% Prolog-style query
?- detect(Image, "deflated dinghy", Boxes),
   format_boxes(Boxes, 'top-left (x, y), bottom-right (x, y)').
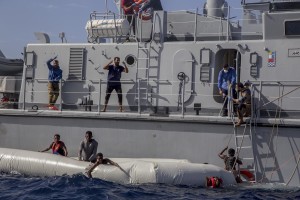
top-left (0, 148), bottom-right (236, 186)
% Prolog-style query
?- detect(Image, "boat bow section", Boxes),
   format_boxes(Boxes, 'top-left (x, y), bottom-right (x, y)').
top-left (0, 148), bottom-right (236, 186)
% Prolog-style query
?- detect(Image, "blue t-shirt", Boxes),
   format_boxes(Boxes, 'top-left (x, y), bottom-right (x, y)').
top-left (107, 65), bottom-right (125, 86)
top-left (218, 67), bottom-right (236, 90)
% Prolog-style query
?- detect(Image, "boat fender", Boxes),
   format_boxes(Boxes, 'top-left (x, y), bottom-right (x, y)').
top-left (240, 169), bottom-right (255, 182)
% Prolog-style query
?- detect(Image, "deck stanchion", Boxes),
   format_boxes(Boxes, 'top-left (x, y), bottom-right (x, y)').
top-left (23, 80), bottom-right (26, 110)
top-left (98, 79), bottom-right (102, 114)
top-left (59, 80), bottom-right (62, 111)
top-left (138, 79), bottom-right (141, 114)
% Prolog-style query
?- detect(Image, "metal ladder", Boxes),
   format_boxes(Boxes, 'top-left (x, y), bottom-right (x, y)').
top-left (135, 13), bottom-right (161, 112)
top-left (233, 92), bottom-right (257, 182)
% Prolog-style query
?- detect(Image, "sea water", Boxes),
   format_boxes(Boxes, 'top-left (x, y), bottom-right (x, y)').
top-left (0, 174), bottom-right (299, 200)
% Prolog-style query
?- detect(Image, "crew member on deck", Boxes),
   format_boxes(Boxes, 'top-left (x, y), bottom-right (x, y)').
top-left (102, 57), bottom-right (129, 112)
top-left (140, 0), bottom-right (163, 12)
top-left (218, 64), bottom-right (236, 117)
top-left (218, 146), bottom-right (242, 183)
top-left (122, 0), bottom-right (136, 41)
top-left (86, 153), bottom-right (121, 178)
top-left (46, 56), bottom-right (63, 110)
top-left (40, 134), bottom-right (68, 156)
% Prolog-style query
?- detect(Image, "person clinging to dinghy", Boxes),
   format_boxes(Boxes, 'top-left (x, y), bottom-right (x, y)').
top-left (218, 146), bottom-right (242, 183)
top-left (39, 134), bottom-right (68, 156)
top-left (46, 56), bottom-right (63, 110)
top-left (86, 153), bottom-right (122, 178)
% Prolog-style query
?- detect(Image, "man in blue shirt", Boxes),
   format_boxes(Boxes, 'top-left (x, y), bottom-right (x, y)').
top-left (218, 64), bottom-right (236, 117)
top-left (46, 57), bottom-right (62, 109)
top-left (102, 57), bottom-right (129, 112)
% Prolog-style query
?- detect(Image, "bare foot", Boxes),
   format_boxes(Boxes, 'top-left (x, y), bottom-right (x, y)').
top-left (119, 106), bottom-right (123, 112)
top-left (101, 109), bottom-right (106, 112)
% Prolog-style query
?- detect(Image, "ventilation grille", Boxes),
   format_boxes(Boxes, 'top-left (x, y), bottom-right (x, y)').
top-left (200, 65), bottom-right (210, 82)
top-left (68, 48), bottom-right (84, 80)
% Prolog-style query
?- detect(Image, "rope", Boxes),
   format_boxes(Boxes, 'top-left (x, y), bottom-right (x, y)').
top-left (256, 85), bottom-right (300, 111)
top-left (286, 153), bottom-right (300, 186)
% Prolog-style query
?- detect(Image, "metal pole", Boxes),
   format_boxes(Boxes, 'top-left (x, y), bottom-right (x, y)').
top-left (98, 79), bottom-right (102, 113)
top-left (227, 6), bottom-right (230, 41)
top-left (181, 79), bottom-right (185, 117)
top-left (258, 81), bottom-right (262, 119)
top-left (194, 8), bottom-right (198, 42)
top-left (138, 79), bottom-right (141, 114)
top-left (23, 80), bottom-right (26, 110)
top-left (59, 80), bottom-right (62, 111)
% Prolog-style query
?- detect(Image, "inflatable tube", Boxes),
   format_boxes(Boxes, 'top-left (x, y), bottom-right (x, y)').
top-left (0, 148), bottom-right (236, 186)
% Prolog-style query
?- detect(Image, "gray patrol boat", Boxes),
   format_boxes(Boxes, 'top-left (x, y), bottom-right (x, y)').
top-left (1, 0), bottom-right (300, 186)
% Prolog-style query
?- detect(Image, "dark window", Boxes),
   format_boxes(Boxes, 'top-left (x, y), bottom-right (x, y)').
top-left (285, 21), bottom-right (300, 36)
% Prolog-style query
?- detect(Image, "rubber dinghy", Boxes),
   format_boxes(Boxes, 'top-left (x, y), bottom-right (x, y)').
top-left (0, 148), bottom-right (236, 186)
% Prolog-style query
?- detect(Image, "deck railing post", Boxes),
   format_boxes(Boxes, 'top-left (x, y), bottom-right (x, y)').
top-left (23, 80), bottom-right (26, 110)
top-left (194, 8), bottom-right (198, 42)
top-left (138, 79), bottom-right (141, 114)
top-left (181, 79), bottom-right (185, 117)
top-left (227, 6), bottom-right (231, 41)
top-left (98, 79), bottom-right (102, 114)
top-left (59, 80), bottom-right (62, 111)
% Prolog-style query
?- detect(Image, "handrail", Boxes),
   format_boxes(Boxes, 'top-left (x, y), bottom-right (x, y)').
top-left (3, 78), bottom-right (300, 119)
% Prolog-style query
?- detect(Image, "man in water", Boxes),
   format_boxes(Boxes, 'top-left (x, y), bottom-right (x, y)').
top-left (218, 146), bottom-right (242, 183)
top-left (102, 57), bottom-right (129, 112)
top-left (40, 134), bottom-right (68, 156)
top-left (218, 64), bottom-right (236, 117)
top-left (46, 56), bottom-right (63, 110)
top-left (86, 152), bottom-right (121, 178)
top-left (78, 131), bottom-right (98, 163)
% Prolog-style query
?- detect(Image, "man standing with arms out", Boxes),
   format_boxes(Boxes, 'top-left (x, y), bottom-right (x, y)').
top-left (46, 56), bottom-right (62, 110)
top-left (218, 64), bottom-right (236, 117)
top-left (78, 131), bottom-right (98, 163)
top-left (102, 57), bottom-right (129, 112)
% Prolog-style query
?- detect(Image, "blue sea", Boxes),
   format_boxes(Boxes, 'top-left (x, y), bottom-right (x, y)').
top-left (0, 173), bottom-right (299, 200)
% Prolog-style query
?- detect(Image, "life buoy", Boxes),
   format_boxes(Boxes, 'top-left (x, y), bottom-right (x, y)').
top-left (206, 177), bottom-right (223, 188)
top-left (133, 0), bottom-right (153, 21)
top-left (240, 169), bottom-right (255, 182)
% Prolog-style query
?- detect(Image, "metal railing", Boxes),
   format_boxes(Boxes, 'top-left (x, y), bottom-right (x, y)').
top-left (2, 78), bottom-right (300, 121)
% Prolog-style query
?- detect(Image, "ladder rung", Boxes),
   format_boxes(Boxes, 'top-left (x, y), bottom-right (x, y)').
top-left (243, 157), bottom-right (254, 160)
top-left (239, 146), bottom-right (252, 149)
top-left (236, 135), bottom-right (250, 138)
top-left (138, 48), bottom-right (148, 50)
top-left (137, 58), bottom-right (150, 60)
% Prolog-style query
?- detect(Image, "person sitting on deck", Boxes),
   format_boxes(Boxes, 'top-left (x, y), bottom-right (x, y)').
top-left (218, 146), bottom-right (242, 183)
top-left (39, 134), bottom-right (68, 156)
top-left (86, 153), bottom-right (121, 178)
top-left (230, 82), bottom-right (251, 126)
